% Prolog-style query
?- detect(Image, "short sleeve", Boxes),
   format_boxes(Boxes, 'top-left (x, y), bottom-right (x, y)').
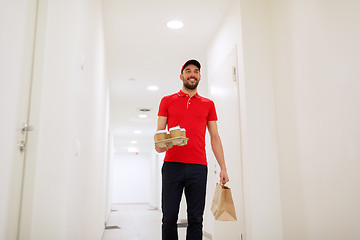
top-left (207, 101), bottom-right (218, 121)
top-left (158, 97), bottom-right (168, 117)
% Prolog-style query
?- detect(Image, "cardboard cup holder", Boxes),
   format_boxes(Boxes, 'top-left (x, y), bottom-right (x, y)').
top-left (155, 137), bottom-right (189, 149)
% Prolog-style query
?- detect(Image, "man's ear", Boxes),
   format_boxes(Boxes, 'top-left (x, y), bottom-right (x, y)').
top-left (179, 73), bottom-right (183, 81)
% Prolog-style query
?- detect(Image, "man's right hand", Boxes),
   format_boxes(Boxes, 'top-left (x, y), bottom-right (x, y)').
top-left (155, 116), bottom-right (169, 153)
top-left (155, 144), bottom-right (169, 153)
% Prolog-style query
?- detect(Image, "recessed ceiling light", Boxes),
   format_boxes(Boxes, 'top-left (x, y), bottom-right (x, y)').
top-left (128, 147), bottom-right (139, 153)
top-left (147, 85), bottom-right (159, 91)
top-left (166, 20), bottom-right (184, 29)
top-left (130, 140), bottom-right (137, 144)
top-left (139, 114), bottom-right (148, 118)
top-left (134, 130), bottom-right (141, 134)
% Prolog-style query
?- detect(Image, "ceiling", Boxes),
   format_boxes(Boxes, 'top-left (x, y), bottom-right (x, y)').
top-left (102, 0), bottom-right (233, 153)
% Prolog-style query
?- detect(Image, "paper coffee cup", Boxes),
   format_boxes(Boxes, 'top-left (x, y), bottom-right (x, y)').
top-left (155, 130), bottom-right (167, 141)
top-left (181, 128), bottom-right (186, 137)
top-left (169, 126), bottom-right (181, 138)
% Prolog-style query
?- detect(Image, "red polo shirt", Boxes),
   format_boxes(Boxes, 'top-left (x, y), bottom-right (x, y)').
top-left (158, 90), bottom-right (218, 165)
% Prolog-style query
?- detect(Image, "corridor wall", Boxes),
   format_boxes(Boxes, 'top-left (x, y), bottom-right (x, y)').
top-left (271, 1), bottom-right (360, 239)
top-left (27, 1), bottom-right (109, 239)
top-left (1, 0), bottom-right (110, 239)
top-left (207, 0), bottom-right (360, 240)
top-left (204, 0), bottom-right (246, 237)
top-left (206, 1), bottom-right (282, 240)
top-left (205, 0), bottom-right (283, 239)
top-left (237, 0), bottom-right (284, 238)
top-left (112, 153), bottom-right (151, 204)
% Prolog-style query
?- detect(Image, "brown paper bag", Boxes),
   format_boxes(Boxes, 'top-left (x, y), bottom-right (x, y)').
top-left (211, 183), bottom-right (237, 221)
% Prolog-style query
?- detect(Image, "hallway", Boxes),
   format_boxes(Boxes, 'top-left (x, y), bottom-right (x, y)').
top-left (102, 204), bottom-right (211, 240)
top-left (2, 0), bottom-right (360, 240)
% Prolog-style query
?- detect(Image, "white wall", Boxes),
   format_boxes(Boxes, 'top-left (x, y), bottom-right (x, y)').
top-left (238, 0), bottom-right (284, 239)
top-left (205, 0), bottom-right (241, 227)
top-left (206, 0), bottom-right (284, 239)
top-left (271, 1), bottom-right (360, 239)
top-left (211, 0), bottom-right (360, 240)
top-left (112, 153), bottom-right (151, 204)
top-left (15, 0), bottom-right (110, 239)
top-left (205, 0), bottom-right (245, 236)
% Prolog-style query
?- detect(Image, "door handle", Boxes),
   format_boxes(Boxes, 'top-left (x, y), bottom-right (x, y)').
top-left (21, 123), bottom-right (34, 134)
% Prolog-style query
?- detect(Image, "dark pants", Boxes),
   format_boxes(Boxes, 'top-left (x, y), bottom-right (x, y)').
top-left (161, 162), bottom-right (208, 240)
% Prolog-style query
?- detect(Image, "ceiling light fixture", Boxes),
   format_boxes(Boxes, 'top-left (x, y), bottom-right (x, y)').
top-left (128, 147), bottom-right (139, 153)
top-left (134, 130), bottom-right (141, 134)
top-left (139, 114), bottom-right (148, 118)
top-left (166, 20), bottom-right (184, 29)
top-left (147, 85), bottom-right (159, 91)
top-left (130, 140), bottom-right (137, 144)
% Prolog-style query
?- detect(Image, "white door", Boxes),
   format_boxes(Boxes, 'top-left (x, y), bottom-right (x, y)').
top-left (18, 1), bottom-right (49, 238)
top-left (2, 1), bottom-right (45, 239)
top-left (208, 46), bottom-right (245, 239)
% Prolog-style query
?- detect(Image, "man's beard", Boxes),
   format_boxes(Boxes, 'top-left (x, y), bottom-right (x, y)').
top-left (183, 77), bottom-right (199, 90)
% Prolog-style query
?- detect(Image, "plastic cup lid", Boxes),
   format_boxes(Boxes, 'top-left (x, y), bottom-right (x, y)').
top-left (156, 130), bottom-right (167, 134)
top-left (169, 126), bottom-right (181, 131)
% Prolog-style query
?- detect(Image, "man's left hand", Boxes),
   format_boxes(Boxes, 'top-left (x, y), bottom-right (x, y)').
top-left (219, 169), bottom-right (229, 184)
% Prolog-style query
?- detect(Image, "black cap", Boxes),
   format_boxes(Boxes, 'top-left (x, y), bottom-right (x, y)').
top-left (181, 59), bottom-right (201, 73)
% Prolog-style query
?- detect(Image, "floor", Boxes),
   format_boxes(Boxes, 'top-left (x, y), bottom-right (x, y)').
top-left (102, 204), bottom-right (211, 240)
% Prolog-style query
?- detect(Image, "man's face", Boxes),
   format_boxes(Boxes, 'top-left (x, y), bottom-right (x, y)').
top-left (180, 64), bottom-right (201, 90)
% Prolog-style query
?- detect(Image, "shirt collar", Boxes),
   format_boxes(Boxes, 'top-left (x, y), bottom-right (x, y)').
top-left (177, 90), bottom-right (201, 98)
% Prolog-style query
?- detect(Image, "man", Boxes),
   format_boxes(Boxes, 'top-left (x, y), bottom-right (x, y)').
top-left (155, 59), bottom-right (229, 240)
